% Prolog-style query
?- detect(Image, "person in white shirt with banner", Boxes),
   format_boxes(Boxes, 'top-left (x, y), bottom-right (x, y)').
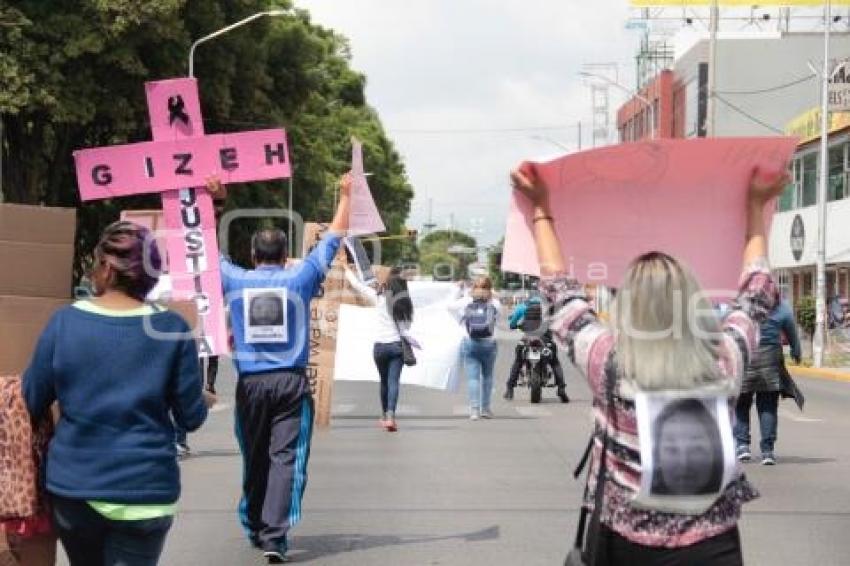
top-left (345, 266), bottom-right (416, 432)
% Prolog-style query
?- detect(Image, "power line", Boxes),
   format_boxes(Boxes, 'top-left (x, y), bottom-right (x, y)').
top-left (712, 94), bottom-right (785, 135)
top-left (389, 124), bottom-right (581, 134)
top-left (714, 74), bottom-right (815, 95)
top-left (205, 117), bottom-right (584, 137)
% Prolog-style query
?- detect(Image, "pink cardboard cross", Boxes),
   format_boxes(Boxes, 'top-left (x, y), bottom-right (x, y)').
top-left (73, 78), bottom-right (293, 357)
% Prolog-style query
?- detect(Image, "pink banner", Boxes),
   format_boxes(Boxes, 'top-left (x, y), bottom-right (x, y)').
top-left (501, 137), bottom-right (798, 291)
top-left (74, 130), bottom-right (291, 202)
top-left (145, 78), bottom-right (205, 141)
top-left (348, 136), bottom-right (386, 236)
top-left (74, 76), bottom-right (294, 358)
top-left (169, 269), bottom-right (229, 356)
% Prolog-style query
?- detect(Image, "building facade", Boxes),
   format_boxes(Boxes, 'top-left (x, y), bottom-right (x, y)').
top-left (618, 32), bottom-right (850, 142)
top-left (771, 109), bottom-right (850, 308)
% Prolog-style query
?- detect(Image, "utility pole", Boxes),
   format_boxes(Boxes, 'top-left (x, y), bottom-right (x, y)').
top-left (577, 121), bottom-right (582, 151)
top-left (707, 0), bottom-right (719, 136)
top-left (423, 197), bottom-right (436, 235)
top-left (814, 2), bottom-right (833, 368)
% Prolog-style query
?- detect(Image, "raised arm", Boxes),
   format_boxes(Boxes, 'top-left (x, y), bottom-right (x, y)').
top-left (509, 162), bottom-right (607, 382)
top-left (328, 173), bottom-right (353, 236)
top-left (344, 267), bottom-right (379, 306)
top-left (724, 166), bottom-right (788, 373)
top-left (510, 162), bottom-right (566, 276)
top-left (743, 166), bottom-right (789, 268)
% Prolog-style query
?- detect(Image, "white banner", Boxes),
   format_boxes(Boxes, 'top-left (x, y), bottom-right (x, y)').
top-left (334, 282), bottom-right (467, 391)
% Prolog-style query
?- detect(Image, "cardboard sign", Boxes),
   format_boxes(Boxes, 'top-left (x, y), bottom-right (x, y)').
top-left (74, 129), bottom-right (290, 201)
top-left (634, 391), bottom-right (736, 515)
top-left (301, 221), bottom-right (372, 427)
top-left (501, 137), bottom-right (798, 292)
top-left (0, 204), bottom-right (76, 299)
top-left (0, 204), bottom-right (76, 375)
top-left (73, 77), bottom-right (293, 357)
top-left (348, 137), bottom-right (386, 236)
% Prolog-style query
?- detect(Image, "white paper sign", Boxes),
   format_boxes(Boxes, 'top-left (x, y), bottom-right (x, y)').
top-left (334, 281), bottom-right (466, 391)
top-left (243, 288), bottom-right (288, 344)
top-left (634, 391), bottom-right (737, 514)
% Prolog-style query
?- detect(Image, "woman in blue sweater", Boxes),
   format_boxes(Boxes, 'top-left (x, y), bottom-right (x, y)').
top-left (23, 221), bottom-right (210, 566)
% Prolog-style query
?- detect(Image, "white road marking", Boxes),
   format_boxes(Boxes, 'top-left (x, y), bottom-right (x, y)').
top-left (779, 409), bottom-right (824, 423)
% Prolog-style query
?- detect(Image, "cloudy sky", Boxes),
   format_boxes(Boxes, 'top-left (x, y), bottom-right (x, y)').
top-left (296, 0), bottom-right (643, 246)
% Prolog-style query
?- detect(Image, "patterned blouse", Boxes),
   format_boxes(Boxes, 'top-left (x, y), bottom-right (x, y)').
top-left (541, 259), bottom-right (777, 548)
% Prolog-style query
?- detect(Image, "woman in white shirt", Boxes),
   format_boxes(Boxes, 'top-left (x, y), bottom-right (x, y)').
top-left (345, 267), bottom-right (414, 432)
top-left (449, 277), bottom-right (502, 420)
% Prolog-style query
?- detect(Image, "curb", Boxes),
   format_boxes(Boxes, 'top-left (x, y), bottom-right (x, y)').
top-left (789, 366), bottom-right (850, 384)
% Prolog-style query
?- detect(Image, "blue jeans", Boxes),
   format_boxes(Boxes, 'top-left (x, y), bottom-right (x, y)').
top-left (374, 341), bottom-right (404, 414)
top-left (52, 494), bottom-right (173, 566)
top-left (462, 337), bottom-right (498, 411)
top-left (734, 391), bottom-right (780, 454)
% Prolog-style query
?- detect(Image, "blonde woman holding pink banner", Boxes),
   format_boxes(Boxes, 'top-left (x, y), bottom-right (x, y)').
top-left (510, 161), bottom-right (786, 565)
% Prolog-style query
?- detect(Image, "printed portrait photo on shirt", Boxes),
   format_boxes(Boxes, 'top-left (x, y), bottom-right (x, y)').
top-left (243, 288), bottom-right (288, 343)
top-left (634, 391), bottom-right (736, 513)
top-left (649, 397), bottom-right (723, 496)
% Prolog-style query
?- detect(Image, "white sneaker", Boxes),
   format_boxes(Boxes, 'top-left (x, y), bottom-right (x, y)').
top-left (480, 409), bottom-right (494, 419)
top-left (469, 410), bottom-right (480, 421)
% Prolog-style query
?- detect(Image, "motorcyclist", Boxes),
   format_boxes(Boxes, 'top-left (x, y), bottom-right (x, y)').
top-left (504, 294), bottom-right (569, 403)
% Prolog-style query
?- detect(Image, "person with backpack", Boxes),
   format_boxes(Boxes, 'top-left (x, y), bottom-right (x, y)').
top-left (510, 160), bottom-right (785, 565)
top-left (503, 295), bottom-right (569, 403)
top-left (345, 266), bottom-right (415, 432)
top-left (450, 276), bottom-right (502, 420)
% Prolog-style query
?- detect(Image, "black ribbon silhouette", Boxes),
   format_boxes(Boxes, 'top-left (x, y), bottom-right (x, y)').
top-left (168, 95), bottom-right (190, 127)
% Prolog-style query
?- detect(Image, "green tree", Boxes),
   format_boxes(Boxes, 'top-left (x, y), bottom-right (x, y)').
top-left (418, 229), bottom-right (477, 281)
top-left (0, 1), bottom-right (413, 275)
top-left (487, 237), bottom-right (504, 289)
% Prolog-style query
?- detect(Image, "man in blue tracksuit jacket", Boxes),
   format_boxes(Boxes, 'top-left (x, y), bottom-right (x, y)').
top-left (208, 174), bottom-right (351, 564)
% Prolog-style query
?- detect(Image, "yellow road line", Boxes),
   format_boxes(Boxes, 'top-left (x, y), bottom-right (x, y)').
top-left (789, 366), bottom-right (850, 384)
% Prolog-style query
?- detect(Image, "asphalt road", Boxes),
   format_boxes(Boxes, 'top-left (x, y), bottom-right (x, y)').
top-left (59, 335), bottom-right (850, 565)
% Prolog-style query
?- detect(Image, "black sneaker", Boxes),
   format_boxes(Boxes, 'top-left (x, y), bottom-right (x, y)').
top-left (263, 539), bottom-right (288, 563)
top-left (503, 389), bottom-right (514, 401)
top-left (557, 389), bottom-right (570, 403)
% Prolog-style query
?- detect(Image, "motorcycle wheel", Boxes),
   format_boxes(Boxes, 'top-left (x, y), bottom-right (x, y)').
top-left (530, 365), bottom-right (543, 404)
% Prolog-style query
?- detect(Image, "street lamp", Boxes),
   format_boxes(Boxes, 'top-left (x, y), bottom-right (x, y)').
top-left (187, 9), bottom-right (290, 251)
top-left (579, 70), bottom-right (655, 140)
top-left (188, 9), bottom-right (287, 78)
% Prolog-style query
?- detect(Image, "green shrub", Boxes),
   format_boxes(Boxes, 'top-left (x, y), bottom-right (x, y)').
top-left (796, 296), bottom-right (817, 336)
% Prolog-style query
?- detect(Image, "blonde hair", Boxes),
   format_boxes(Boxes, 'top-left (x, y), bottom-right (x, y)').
top-left (471, 276), bottom-right (493, 301)
top-left (613, 252), bottom-right (723, 391)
